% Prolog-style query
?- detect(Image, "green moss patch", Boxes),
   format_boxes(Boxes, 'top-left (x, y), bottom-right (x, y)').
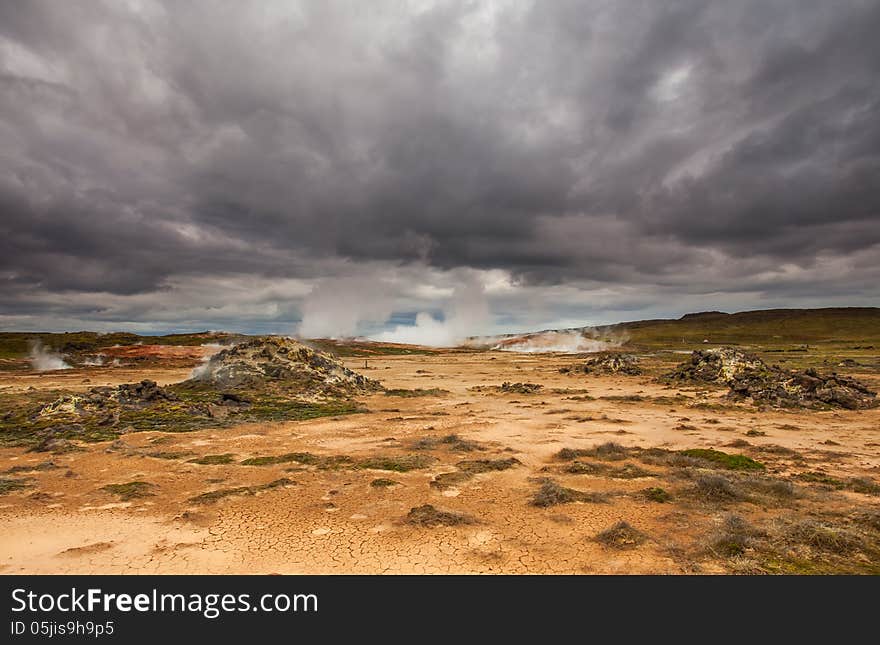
top-left (101, 481), bottom-right (156, 501)
top-left (357, 454), bottom-right (436, 472)
top-left (643, 487), bottom-right (672, 503)
top-left (0, 477), bottom-right (31, 495)
top-left (188, 478), bottom-right (295, 505)
top-left (679, 448), bottom-right (765, 471)
top-left (188, 454), bottom-right (236, 465)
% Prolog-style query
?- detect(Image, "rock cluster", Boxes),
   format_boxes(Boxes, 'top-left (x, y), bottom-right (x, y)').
top-left (499, 382), bottom-right (544, 394)
top-left (665, 347), bottom-right (765, 384)
top-left (577, 353), bottom-right (642, 375)
top-left (667, 347), bottom-right (877, 410)
top-left (728, 367), bottom-right (876, 410)
top-left (39, 380), bottom-right (177, 417)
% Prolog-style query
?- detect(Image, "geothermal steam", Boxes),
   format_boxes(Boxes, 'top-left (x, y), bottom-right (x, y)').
top-left (298, 276), bottom-right (394, 339)
top-left (297, 272), bottom-right (491, 347)
top-left (491, 330), bottom-right (618, 354)
top-left (372, 277), bottom-right (490, 346)
top-left (28, 341), bottom-right (71, 371)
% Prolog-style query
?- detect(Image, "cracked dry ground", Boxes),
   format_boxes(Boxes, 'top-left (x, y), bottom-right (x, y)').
top-left (1, 352), bottom-right (879, 574)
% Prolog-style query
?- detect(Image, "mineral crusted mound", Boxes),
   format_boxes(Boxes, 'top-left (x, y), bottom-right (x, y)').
top-left (577, 352), bottom-right (642, 376)
top-left (728, 367), bottom-right (877, 410)
top-left (666, 347), bottom-right (877, 410)
top-left (665, 347), bottom-right (765, 384)
top-left (186, 336), bottom-right (382, 397)
top-left (40, 380), bottom-right (178, 417)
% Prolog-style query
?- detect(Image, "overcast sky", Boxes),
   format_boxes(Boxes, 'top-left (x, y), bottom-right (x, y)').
top-left (2, 0), bottom-right (879, 341)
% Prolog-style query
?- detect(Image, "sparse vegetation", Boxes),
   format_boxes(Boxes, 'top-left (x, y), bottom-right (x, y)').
top-left (147, 451), bottom-right (193, 460)
top-left (2, 461), bottom-right (57, 474)
top-left (564, 461), bottom-right (653, 479)
top-left (679, 448), bottom-right (765, 471)
top-left (784, 520), bottom-right (866, 555)
top-left (384, 388), bottom-right (448, 397)
top-left (531, 479), bottom-right (608, 507)
top-left (740, 476), bottom-right (797, 500)
top-left (847, 477), bottom-right (880, 495)
top-left (239, 451), bottom-right (435, 472)
top-left (794, 471), bottom-right (845, 488)
top-left (643, 487), bottom-right (671, 503)
top-left (411, 434), bottom-right (484, 452)
top-left (0, 477), bottom-right (30, 495)
top-left (594, 522), bottom-right (647, 549)
top-left (357, 454), bottom-right (436, 472)
top-left (188, 478), bottom-right (295, 505)
top-left (430, 471), bottom-right (474, 490)
top-left (188, 454), bottom-right (236, 465)
top-left (707, 515), bottom-right (762, 557)
top-left (370, 478), bottom-right (400, 488)
top-left (692, 474), bottom-right (743, 502)
top-left (555, 442), bottom-right (630, 462)
top-left (406, 504), bottom-right (475, 527)
top-left (101, 481), bottom-right (156, 501)
top-left (793, 472), bottom-right (879, 494)
top-left (456, 457), bottom-right (521, 474)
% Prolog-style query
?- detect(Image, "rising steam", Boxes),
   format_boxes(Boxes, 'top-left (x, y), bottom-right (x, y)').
top-left (298, 276), bottom-right (394, 339)
top-left (371, 276), bottom-right (490, 346)
top-left (491, 330), bottom-right (619, 353)
top-left (28, 341), bottom-right (71, 371)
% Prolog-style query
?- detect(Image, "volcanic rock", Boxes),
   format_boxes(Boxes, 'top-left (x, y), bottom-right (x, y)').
top-left (666, 347), bottom-right (877, 409)
top-left (577, 352), bottom-right (642, 376)
top-left (728, 367), bottom-right (877, 410)
top-left (39, 380), bottom-right (178, 418)
top-left (186, 336), bottom-right (381, 397)
top-left (665, 347), bottom-right (765, 384)
top-left (499, 382), bottom-right (544, 394)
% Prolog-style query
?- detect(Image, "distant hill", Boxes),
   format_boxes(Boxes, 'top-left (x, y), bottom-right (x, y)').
top-left (595, 307), bottom-right (880, 347)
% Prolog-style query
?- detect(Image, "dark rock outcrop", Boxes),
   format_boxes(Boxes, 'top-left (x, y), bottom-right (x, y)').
top-left (666, 347), bottom-right (877, 410)
top-left (578, 352), bottom-right (642, 375)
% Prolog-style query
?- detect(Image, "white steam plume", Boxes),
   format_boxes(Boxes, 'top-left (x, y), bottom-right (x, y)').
top-left (491, 330), bottom-right (618, 353)
top-left (372, 275), bottom-right (491, 346)
top-left (298, 276), bottom-right (394, 339)
top-left (28, 341), bottom-right (71, 371)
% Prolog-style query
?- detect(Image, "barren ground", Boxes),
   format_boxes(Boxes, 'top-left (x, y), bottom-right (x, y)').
top-left (1, 349), bottom-right (878, 574)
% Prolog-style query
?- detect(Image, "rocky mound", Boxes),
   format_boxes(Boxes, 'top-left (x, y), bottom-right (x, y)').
top-left (40, 380), bottom-right (178, 417)
top-left (577, 353), bottom-right (642, 375)
top-left (666, 348), bottom-right (877, 409)
top-left (729, 368), bottom-right (876, 410)
top-left (665, 347), bottom-right (765, 384)
top-left (186, 336), bottom-right (382, 397)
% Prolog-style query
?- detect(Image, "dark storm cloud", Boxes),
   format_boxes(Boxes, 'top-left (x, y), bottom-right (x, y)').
top-left (1, 0), bottom-right (879, 331)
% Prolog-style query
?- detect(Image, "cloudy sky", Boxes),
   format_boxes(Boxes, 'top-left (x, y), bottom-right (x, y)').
top-left (2, 0), bottom-right (879, 341)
